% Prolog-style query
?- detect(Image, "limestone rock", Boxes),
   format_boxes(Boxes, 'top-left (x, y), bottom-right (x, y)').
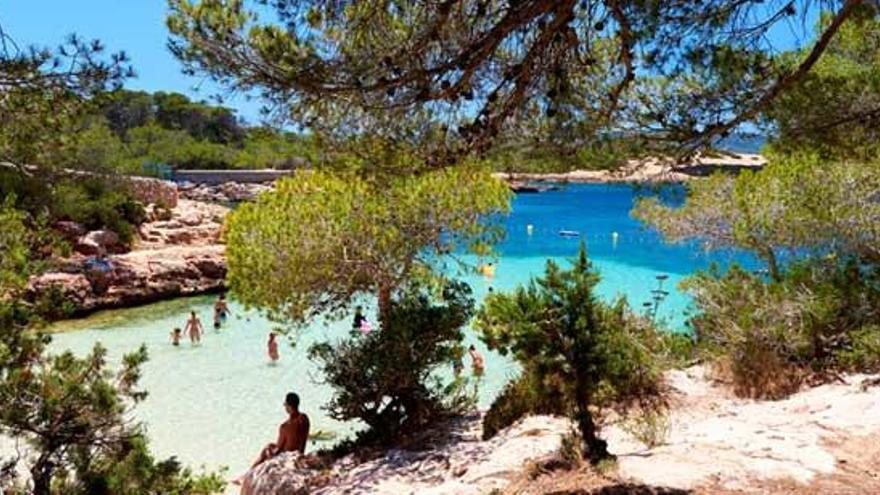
top-left (28, 198), bottom-right (230, 317)
top-left (245, 414), bottom-right (570, 495)
top-left (53, 221), bottom-right (86, 242)
top-left (76, 230), bottom-right (121, 256)
top-left (27, 272), bottom-right (92, 306)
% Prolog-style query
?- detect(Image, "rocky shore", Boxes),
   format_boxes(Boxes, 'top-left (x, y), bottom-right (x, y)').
top-left (178, 181), bottom-right (273, 203)
top-left (27, 199), bottom-right (229, 317)
top-left (497, 152), bottom-right (766, 186)
top-left (241, 366), bottom-right (880, 495)
top-left (25, 153), bottom-right (761, 318)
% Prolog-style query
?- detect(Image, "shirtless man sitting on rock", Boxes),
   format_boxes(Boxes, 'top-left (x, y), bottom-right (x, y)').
top-left (236, 392), bottom-right (310, 490)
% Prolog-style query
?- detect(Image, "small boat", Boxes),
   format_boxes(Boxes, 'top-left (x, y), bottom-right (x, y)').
top-left (558, 230), bottom-right (580, 237)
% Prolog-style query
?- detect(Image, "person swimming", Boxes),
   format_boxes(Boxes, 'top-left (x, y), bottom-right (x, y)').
top-left (184, 311), bottom-right (204, 344)
top-left (213, 294), bottom-right (231, 329)
top-left (170, 327), bottom-right (182, 346)
top-left (469, 345), bottom-right (485, 377)
top-left (267, 333), bottom-right (279, 362)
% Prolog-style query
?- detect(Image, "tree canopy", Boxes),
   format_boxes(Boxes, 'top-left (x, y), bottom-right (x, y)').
top-left (633, 154), bottom-right (880, 280)
top-left (225, 164), bottom-right (511, 325)
top-left (0, 27), bottom-right (131, 170)
top-left (167, 0), bottom-right (871, 161)
top-left (763, 10), bottom-right (880, 160)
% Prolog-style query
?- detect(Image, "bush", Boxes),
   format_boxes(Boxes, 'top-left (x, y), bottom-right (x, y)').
top-left (620, 408), bottom-right (671, 448)
top-left (308, 280), bottom-right (475, 447)
top-left (476, 244), bottom-right (664, 463)
top-left (52, 178), bottom-right (145, 245)
top-left (832, 325), bottom-right (880, 372)
top-left (482, 372), bottom-right (568, 440)
top-left (686, 260), bottom-right (880, 398)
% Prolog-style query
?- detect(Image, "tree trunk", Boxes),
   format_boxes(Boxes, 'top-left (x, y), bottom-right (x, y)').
top-left (31, 459), bottom-right (53, 495)
top-left (377, 283), bottom-right (393, 329)
top-left (759, 246), bottom-right (782, 282)
top-left (574, 377), bottom-right (610, 464)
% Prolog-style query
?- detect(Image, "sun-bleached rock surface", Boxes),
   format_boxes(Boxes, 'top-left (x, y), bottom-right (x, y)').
top-left (241, 366), bottom-right (880, 495)
top-left (242, 415), bottom-right (570, 495)
top-left (27, 199), bottom-right (229, 316)
top-left (605, 366), bottom-right (880, 491)
top-left (179, 181), bottom-right (273, 203)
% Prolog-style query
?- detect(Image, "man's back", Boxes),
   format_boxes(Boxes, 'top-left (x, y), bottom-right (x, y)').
top-left (279, 412), bottom-right (310, 454)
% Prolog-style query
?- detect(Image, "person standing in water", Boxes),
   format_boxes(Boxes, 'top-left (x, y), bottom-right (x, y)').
top-left (469, 345), bottom-right (485, 377)
top-left (184, 311), bottom-right (204, 344)
top-left (267, 333), bottom-right (279, 363)
top-left (170, 328), bottom-right (182, 346)
top-left (352, 306), bottom-right (367, 330)
top-left (213, 294), bottom-right (231, 329)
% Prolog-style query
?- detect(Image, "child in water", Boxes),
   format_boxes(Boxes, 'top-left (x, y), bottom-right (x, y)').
top-left (170, 328), bottom-right (182, 346)
top-left (359, 318), bottom-right (372, 335)
top-left (267, 333), bottom-right (279, 363)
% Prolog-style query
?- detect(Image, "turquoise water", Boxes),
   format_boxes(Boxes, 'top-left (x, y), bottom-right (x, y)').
top-left (40, 184), bottom-right (751, 479)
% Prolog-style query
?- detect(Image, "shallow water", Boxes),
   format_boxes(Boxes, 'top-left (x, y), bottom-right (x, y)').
top-left (34, 184), bottom-right (751, 479)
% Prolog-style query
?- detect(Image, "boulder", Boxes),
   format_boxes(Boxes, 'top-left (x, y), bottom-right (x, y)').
top-left (76, 230), bottom-right (121, 255)
top-left (74, 239), bottom-right (103, 256)
top-left (53, 221), bottom-right (86, 242)
top-left (27, 272), bottom-right (92, 307)
top-left (127, 176), bottom-right (178, 208)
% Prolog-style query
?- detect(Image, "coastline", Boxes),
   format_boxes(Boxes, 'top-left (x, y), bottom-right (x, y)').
top-left (497, 152), bottom-right (766, 186)
top-left (27, 199), bottom-right (229, 320)
top-left (30, 153), bottom-right (765, 320)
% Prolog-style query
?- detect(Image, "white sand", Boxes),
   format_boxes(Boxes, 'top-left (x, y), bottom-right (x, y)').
top-left (606, 366), bottom-right (880, 490)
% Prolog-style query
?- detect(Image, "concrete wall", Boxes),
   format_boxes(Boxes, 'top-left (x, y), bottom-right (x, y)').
top-left (175, 169), bottom-right (295, 185)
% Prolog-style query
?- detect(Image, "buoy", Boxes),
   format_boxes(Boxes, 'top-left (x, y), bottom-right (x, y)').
top-left (526, 224), bottom-right (534, 235)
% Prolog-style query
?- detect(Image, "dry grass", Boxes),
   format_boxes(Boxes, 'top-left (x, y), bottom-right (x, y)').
top-left (713, 350), bottom-right (806, 400)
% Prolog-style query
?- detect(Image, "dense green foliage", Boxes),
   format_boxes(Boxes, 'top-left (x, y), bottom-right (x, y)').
top-left (225, 165), bottom-right (510, 324)
top-left (167, 0), bottom-right (861, 160)
top-left (765, 10), bottom-right (880, 161)
top-left (476, 245), bottom-right (662, 463)
top-left (0, 170), bottom-right (146, 246)
top-left (684, 262), bottom-right (880, 398)
top-left (480, 371), bottom-right (568, 441)
top-left (633, 155), bottom-right (880, 280)
top-left (636, 153), bottom-right (880, 397)
top-left (309, 281), bottom-right (475, 444)
top-left (73, 90), bottom-right (320, 171)
top-left (0, 200), bottom-right (224, 494)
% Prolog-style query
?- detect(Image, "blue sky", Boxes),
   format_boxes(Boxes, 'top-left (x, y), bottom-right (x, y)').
top-left (2, 0), bottom-right (266, 123)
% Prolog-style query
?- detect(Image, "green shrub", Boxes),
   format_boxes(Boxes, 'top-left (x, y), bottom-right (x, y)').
top-left (51, 178), bottom-right (145, 245)
top-left (833, 325), bottom-right (880, 372)
top-left (620, 408), bottom-right (671, 448)
top-left (308, 280), bottom-right (475, 447)
top-left (558, 428), bottom-right (584, 468)
top-left (482, 372), bottom-right (568, 440)
top-left (476, 244), bottom-right (664, 463)
top-left (686, 260), bottom-right (880, 398)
